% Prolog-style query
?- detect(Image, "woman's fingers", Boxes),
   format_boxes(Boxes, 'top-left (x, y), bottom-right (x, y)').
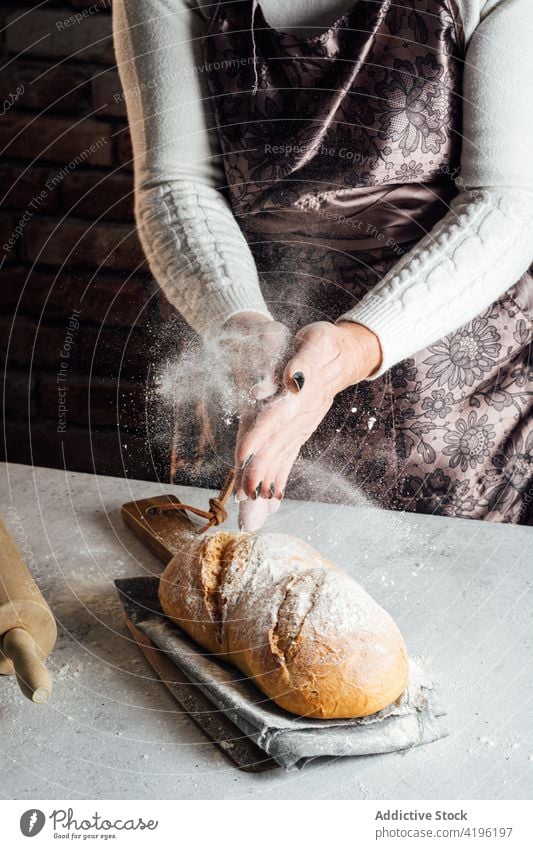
top-left (237, 476), bottom-right (284, 533)
top-left (249, 373), bottom-right (277, 401)
top-left (239, 424), bottom-right (296, 497)
top-left (236, 386), bottom-right (334, 497)
top-left (238, 495), bottom-right (270, 532)
top-left (240, 432), bottom-right (304, 498)
top-left (233, 404), bottom-right (259, 499)
top-left (235, 392), bottom-right (298, 469)
top-left (220, 318), bottom-right (293, 413)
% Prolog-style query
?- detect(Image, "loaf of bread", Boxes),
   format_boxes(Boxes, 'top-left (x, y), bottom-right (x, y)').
top-left (158, 531), bottom-right (408, 719)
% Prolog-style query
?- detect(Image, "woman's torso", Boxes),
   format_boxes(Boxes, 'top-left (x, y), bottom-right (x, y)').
top-left (170, 0), bottom-right (533, 525)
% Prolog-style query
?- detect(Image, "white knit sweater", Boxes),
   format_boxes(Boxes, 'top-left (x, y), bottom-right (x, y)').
top-left (113, 0), bottom-right (533, 377)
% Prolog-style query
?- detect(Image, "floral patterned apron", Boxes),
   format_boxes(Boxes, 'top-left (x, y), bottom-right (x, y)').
top-left (171, 0), bottom-right (532, 523)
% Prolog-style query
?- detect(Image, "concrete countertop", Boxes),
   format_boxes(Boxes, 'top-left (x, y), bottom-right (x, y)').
top-left (0, 462), bottom-right (531, 800)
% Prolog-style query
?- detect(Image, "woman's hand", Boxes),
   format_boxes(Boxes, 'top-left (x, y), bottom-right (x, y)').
top-left (219, 312), bottom-right (291, 404)
top-left (234, 320), bottom-right (382, 520)
top-left (218, 312), bottom-right (293, 531)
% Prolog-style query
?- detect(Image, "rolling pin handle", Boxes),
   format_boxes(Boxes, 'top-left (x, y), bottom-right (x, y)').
top-left (2, 627), bottom-right (52, 703)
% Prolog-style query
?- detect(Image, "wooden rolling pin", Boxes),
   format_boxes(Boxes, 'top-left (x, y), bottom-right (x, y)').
top-left (0, 517), bottom-right (57, 702)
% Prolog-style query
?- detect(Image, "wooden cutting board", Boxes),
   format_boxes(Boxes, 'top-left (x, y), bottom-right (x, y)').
top-left (118, 500), bottom-right (277, 772)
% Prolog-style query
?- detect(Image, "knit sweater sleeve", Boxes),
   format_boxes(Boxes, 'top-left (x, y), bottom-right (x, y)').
top-left (112, 0), bottom-right (273, 334)
top-left (337, 0), bottom-right (533, 376)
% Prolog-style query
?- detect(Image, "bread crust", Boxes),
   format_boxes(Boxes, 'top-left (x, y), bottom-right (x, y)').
top-left (158, 532), bottom-right (408, 719)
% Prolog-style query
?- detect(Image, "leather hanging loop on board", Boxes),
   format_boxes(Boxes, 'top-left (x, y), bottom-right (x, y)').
top-left (147, 470), bottom-right (235, 533)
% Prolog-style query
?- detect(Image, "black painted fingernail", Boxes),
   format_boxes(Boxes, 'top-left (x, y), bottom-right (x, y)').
top-left (241, 453), bottom-right (254, 468)
top-left (292, 371), bottom-right (305, 391)
top-left (268, 482), bottom-right (275, 499)
top-left (254, 482), bottom-right (263, 499)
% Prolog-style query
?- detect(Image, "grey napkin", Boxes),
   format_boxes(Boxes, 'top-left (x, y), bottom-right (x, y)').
top-left (117, 577), bottom-right (448, 771)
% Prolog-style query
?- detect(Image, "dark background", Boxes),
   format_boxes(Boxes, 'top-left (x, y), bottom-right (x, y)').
top-left (1, 0), bottom-right (190, 482)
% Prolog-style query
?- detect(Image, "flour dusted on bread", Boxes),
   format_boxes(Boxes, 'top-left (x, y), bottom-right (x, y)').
top-left (158, 531), bottom-right (408, 719)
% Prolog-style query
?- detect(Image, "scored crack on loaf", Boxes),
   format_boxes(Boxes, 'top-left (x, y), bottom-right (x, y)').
top-left (158, 531), bottom-right (409, 719)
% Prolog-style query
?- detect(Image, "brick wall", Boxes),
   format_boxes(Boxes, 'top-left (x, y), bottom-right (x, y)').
top-left (0, 0), bottom-right (190, 481)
